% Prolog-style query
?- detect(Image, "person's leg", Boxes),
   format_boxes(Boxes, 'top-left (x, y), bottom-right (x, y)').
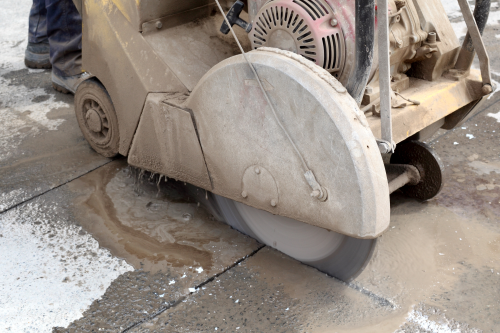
top-left (46, 0), bottom-right (84, 93)
top-left (25, 0), bottom-right (51, 69)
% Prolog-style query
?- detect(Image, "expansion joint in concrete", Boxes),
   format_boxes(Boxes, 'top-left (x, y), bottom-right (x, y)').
top-left (0, 160), bottom-right (113, 215)
top-left (121, 244), bottom-right (266, 332)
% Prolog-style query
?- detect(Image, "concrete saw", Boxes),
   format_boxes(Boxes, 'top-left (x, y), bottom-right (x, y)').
top-left (215, 195), bottom-right (376, 282)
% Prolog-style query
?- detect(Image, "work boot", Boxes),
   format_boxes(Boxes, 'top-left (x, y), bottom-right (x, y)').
top-left (51, 71), bottom-right (87, 94)
top-left (24, 42), bottom-right (51, 69)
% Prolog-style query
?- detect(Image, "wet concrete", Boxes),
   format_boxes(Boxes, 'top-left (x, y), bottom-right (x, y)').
top-left (0, 179), bottom-right (132, 331)
top-left (0, 68), bottom-right (110, 212)
top-left (53, 159), bottom-right (261, 331)
top-left (1, 1), bottom-right (500, 332)
top-left (68, 160), bottom-right (259, 275)
top-left (129, 247), bottom-right (394, 333)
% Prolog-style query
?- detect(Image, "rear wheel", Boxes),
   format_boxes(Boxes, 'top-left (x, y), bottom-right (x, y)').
top-left (390, 140), bottom-right (445, 201)
top-left (214, 195), bottom-right (376, 282)
top-left (75, 80), bottom-right (119, 157)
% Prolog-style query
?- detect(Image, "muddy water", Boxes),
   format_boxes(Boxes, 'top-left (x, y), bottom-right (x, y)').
top-left (333, 194), bottom-right (500, 332)
top-left (68, 160), bottom-right (259, 276)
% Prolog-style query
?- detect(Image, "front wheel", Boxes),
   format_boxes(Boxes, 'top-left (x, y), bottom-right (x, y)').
top-left (75, 79), bottom-right (120, 157)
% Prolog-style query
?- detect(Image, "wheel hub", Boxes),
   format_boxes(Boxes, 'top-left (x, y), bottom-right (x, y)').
top-left (86, 108), bottom-right (102, 133)
top-left (81, 97), bottom-right (110, 144)
top-left (267, 30), bottom-right (297, 53)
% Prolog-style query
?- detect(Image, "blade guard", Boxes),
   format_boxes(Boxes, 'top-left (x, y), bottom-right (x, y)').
top-left (186, 49), bottom-right (390, 239)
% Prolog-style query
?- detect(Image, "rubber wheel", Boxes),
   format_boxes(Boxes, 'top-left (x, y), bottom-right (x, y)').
top-left (390, 140), bottom-right (445, 201)
top-left (214, 195), bottom-right (376, 282)
top-left (75, 80), bottom-right (119, 157)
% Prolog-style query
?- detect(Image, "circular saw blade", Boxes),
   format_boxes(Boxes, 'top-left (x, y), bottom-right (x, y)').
top-left (214, 195), bottom-right (376, 282)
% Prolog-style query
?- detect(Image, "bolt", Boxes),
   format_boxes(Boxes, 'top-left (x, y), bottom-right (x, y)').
top-left (271, 199), bottom-right (277, 207)
top-left (482, 84), bottom-right (493, 95)
top-left (241, 191), bottom-right (248, 198)
top-left (427, 31), bottom-right (437, 43)
top-left (254, 167), bottom-right (261, 175)
top-left (330, 18), bottom-right (338, 27)
top-left (365, 86), bottom-right (374, 94)
top-left (156, 21), bottom-right (162, 29)
top-left (377, 141), bottom-right (392, 154)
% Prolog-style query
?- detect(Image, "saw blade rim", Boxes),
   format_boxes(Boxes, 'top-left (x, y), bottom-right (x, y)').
top-left (214, 195), bottom-right (376, 281)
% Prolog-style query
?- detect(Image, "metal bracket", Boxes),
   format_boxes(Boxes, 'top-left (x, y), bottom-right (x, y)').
top-left (378, 0), bottom-right (394, 149)
top-left (377, 139), bottom-right (395, 154)
top-left (456, 0), bottom-right (492, 88)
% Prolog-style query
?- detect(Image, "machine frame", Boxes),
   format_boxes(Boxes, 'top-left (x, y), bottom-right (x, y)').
top-left (72, 0), bottom-right (492, 239)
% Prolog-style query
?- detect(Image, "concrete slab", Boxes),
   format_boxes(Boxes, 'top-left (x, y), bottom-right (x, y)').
top-left (54, 160), bottom-right (261, 331)
top-left (0, 1), bottom-right (110, 213)
top-left (129, 247), bottom-right (394, 333)
top-left (0, 181), bottom-right (133, 332)
top-left (1, 0), bottom-right (500, 332)
top-left (0, 68), bottom-right (110, 213)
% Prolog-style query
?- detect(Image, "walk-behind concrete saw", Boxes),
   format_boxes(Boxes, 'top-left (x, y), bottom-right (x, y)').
top-left (73, 0), bottom-right (492, 281)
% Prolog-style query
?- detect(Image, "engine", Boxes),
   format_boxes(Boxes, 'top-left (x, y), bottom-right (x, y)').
top-left (248, 0), bottom-right (346, 79)
top-left (246, 0), bottom-right (454, 96)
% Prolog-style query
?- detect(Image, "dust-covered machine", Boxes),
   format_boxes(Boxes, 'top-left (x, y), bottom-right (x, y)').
top-left (72, 0), bottom-right (493, 280)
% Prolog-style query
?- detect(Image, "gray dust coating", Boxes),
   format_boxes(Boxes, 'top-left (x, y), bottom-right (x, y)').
top-left (0, 68), bottom-right (110, 212)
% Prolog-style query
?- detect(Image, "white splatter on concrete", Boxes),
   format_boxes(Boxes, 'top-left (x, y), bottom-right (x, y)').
top-left (468, 160), bottom-right (500, 175)
top-left (397, 306), bottom-right (481, 333)
top-left (0, 0), bottom-right (69, 163)
top-left (488, 110), bottom-right (500, 122)
top-left (0, 0), bottom-right (31, 73)
top-left (0, 81), bottom-right (70, 161)
top-left (0, 201), bottom-right (133, 332)
top-left (440, 0), bottom-right (500, 39)
top-left (440, 0), bottom-right (462, 20)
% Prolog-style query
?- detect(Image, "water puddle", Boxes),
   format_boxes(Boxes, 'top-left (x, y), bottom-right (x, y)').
top-left (68, 159), bottom-right (259, 275)
top-left (346, 194), bottom-right (500, 332)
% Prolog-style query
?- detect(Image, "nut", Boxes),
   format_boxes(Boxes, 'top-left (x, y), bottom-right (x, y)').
top-left (155, 21), bottom-right (162, 29)
top-left (241, 191), bottom-right (248, 198)
top-left (330, 18), bottom-right (338, 27)
top-left (482, 84), bottom-right (493, 95)
top-left (270, 199), bottom-right (277, 207)
top-left (426, 32), bottom-right (437, 43)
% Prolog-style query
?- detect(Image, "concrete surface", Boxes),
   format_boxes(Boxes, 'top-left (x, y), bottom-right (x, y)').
top-left (0, 1), bottom-right (110, 213)
top-left (1, 0), bottom-right (500, 332)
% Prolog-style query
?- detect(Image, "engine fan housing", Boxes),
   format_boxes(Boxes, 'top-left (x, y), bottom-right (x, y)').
top-left (250, 0), bottom-right (346, 77)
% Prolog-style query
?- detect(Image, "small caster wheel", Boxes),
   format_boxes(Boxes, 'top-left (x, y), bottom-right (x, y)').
top-left (75, 79), bottom-right (119, 157)
top-left (390, 140), bottom-right (445, 201)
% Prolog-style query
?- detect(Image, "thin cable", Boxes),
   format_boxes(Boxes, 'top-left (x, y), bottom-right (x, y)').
top-left (214, 0), bottom-right (309, 172)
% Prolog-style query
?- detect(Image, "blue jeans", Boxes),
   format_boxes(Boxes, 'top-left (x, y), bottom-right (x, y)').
top-left (28, 0), bottom-right (82, 77)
